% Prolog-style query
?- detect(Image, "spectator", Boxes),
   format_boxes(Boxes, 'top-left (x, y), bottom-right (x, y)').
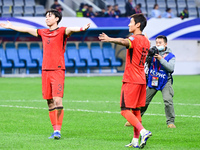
top-left (84, 5), bottom-right (96, 18)
top-left (82, 4), bottom-right (89, 17)
top-left (151, 4), bottom-right (161, 18)
top-left (134, 3), bottom-right (142, 14)
top-left (51, 0), bottom-right (63, 13)
top-left (105, 5), bottom-right (116, 17)
top-left (125, 0), bottom-right (136, 17)
top-left (179, 7), bottom-right (189, 19)
top-left (96, 8), bottom-right (106, 17)
top-left (162, 8), bottom-right (175, 18)
top-left (114, 4), bottom-right (121, 17)
top-left (76, 3), bottom-right (85, 17)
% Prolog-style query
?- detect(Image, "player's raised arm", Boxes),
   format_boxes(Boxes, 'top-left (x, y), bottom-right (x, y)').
top-left (99, 32), bottom-right (129, 47)
top-left (0, 21), bottom-right (38, 37)
top-left (65, 23), bottom-right (90, 37)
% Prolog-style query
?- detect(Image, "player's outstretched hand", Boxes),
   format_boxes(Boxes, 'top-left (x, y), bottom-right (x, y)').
top-left (0, 21), bottom-right (13, 29)
top-left (81, 23), bottom-right (90, 31)
top-left (98, 32), bottom-right (110, 42)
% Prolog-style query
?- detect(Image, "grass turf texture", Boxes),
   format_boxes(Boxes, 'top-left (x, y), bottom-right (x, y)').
top-left (0, 75), bottom-right (200, 150)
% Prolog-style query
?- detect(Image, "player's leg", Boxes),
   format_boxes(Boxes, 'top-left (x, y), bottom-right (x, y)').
top-left (124, 86), bottom-right (157, 127)
top-left (42, 70), bottom-right (56, 139)
top-left (121, 83), bottom-right (152, 148)
top-left (51, 70), bottom-right (65, 139)
top-left (140, 86), bottom-right (157, 117)
top-left (161, 80), bottom-right (176, 128)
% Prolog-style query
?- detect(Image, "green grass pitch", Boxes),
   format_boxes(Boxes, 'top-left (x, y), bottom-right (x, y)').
top-left (0, 75), bottom-right (200, 150)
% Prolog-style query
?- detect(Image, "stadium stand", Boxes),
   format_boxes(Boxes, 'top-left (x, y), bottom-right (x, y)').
top-left (78, 43), bottom-right (98, 73)
top-left (24, 0), bottom-right (35, 7)
top-left (2, 0), bottom-right (13, 6)
top-left (30, 43), bottom-right (43, 74)
top-left (0, 45), bottom-right (12, 75)
top-left (90, 43), bottom-right (110, 73)
top-left (66, 43), bottom-right (86, 74)
top-left (5, 43), bottom-right (25, 72)
top-left (64, 52), bottom-right (74, 68)
top-left (18, 43), bottom-right (37, 74)
top-left (2, 6), bottom-right (12, 17)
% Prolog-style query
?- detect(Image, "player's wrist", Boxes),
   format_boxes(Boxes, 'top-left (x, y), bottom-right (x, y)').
top-left (80, 27), bottom-right (83, 31)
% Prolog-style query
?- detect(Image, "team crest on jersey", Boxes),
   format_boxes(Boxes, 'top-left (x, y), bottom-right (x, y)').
top-left (129, 37), bottom-right (134, 41)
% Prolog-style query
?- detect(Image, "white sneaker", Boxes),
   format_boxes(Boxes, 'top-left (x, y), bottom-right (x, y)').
top-left (139, 130), bottom-right (152, 149)
top-left (125, 142), bottom-right (139, 148)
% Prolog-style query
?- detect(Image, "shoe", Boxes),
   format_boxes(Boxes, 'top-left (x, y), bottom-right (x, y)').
top-left (54, 131), bottom-right (61, 139)
top-left (125, 143), bottom-right (139, 148)
top-left (124, 121), bottom-right (132, 127)
top-left (139, 130), bottom-right (152, 149)
top-left (48, 133), bottom-right (54, 139)
top-left (168, 124), bottom-right (176, 128)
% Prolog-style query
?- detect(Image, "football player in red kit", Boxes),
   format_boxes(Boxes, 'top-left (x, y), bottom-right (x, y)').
top-left (99, 13), bottom-right (152, 148)
top-left (0, 9), bottom-right (90, 139)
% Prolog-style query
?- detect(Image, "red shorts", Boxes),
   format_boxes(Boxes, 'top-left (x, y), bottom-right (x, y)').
top-left (42, 70), bottom-right (65, 99)
top-left (120, 82), bottom-right (146, 109)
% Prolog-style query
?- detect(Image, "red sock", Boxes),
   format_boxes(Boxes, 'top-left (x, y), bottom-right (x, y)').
top-left (121, 110), bottom-right (144, 132)
top-left (55, 107), bottom-right (64, 131)
top-left (132, 110), bottom-right (142, 138)
top-left (49, 108), bottom-right (57, 131)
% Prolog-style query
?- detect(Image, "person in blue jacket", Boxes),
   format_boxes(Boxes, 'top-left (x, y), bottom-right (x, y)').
top-left (141, 35), bottom-right (176, 128)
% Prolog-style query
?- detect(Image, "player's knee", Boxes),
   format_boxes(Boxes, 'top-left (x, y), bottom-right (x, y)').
top-left (53, 97), bottom-right (63, 106)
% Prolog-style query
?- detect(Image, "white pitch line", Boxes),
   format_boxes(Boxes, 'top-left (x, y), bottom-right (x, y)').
top-left (1, 99), bottom-right (200, 106)
top-left (0, 104), bottom-right (200, 118)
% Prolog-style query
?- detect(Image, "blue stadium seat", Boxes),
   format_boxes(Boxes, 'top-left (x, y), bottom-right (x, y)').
top-left (35, 5), bottom-right (45, 16)
top-left (24, 0), bottom-right (35, 6)
top-left (18, 43), bottom-right (37, 74)
top-left (90, 43), bottom-right (110, 73)
top-left (102, 43), bottom-right (122, 73)
top-left (24, 6), bottom-right (34, 16)
top-left (64, 52), bottom-right (74, 68)
top-left (0, 0), bottom-right (2, 6)
top-left (30, 43), bottom-right (43, 74)
top-left (13, 6), bottom-right (23, 17)
top-left (3, 0), bottom-right (13, 6)
top-left (78, 43), bottom-right (98, 73)
top-left (13, 0), bottom-right (24, 6)
top-left (2, 6), bottom-right (12, 17)
top-left (0, 45), bottom-right (12, 75)
top-left (66, 43), bottom-right (86, 73)
top-left (5, 43), bottom-right (25, 71)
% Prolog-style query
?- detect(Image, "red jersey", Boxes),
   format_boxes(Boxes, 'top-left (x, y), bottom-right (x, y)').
top-left (122, 34), bottom-right (150, 84)
top-left (37, 27), bottom-right (67, 70)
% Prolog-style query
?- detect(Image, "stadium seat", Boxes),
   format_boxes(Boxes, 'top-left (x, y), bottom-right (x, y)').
top-left (13, 6), bottom-right (23, 17)
top-left (24, 0), bottom-right (35, 6)
top-left (78, 43), bottom-right (98, 73)
top-left (188, 7), bottom-right (198, 17)
top-left (2, 6), bottom-right (12, 17)
top-left (0, 0), bottom-right (2, 6)
top-left (90, 43), bottom-right (110, 73)
top-left (66, 43), bottom-right (86, 73)
top-left (24, 6), bottom-right (34, 16)
top-left (177, 0), bottom-right (187, 8)
top-left (64, 52), bottom-right (74, 68)
top-left (5, 43), bottom-right (25, 72)
top-left (18, 43), bottom-right (37, 74)
top-left (157, 0), bottom-right (167, 8)
top-left (34, 5), bottom-right (45, 16)
top-left (102, 43), bottom-right (122, 73)
top-left (30, 43), bottom-right (43, 74)
top-left (13, 0), bottom-right (24, 6)
top-left (2, 0), bottom-right (13, 6)
top-left (0, 45), bottom-right (12, 75)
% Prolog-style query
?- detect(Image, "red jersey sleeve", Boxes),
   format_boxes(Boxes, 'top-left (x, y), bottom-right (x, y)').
top-left (127, 35), bottom-right (136, 49)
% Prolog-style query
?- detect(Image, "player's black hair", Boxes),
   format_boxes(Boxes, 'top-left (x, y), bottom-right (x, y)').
top-left (45, 9), bottom-right (62, 25)
top-left (156, 35), bottom-right (168, 43)
top-left (130, 13), bottom-right (147, 31)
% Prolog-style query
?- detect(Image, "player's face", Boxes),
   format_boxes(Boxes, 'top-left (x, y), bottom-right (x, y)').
top-left (128, 18), bottom-right (138, 33)
top-left (45, 12), bottom-right (58, 26)
top-left (156, 38), bottom-right (167, 47)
